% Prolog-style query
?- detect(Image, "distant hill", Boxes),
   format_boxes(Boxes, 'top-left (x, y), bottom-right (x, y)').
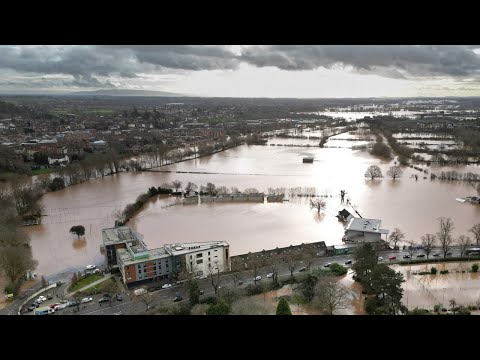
top-left (70, 89), bottom-right (187, 97)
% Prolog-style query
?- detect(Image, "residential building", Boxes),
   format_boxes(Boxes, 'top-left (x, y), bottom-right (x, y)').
top-left (342, 218), bottom-right (389, 243)
top-left (102, 226), bottom-right (230, 287)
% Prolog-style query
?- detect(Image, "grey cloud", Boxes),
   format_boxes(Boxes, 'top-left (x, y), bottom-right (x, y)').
top-left (239, 45), bottom-right (480, 78)
top-left (0, 45), bottom-right (480, 90)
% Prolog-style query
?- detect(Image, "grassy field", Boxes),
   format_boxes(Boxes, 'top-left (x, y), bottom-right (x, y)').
top-left (85, 108), bottom-right (114, 113)
top-left (78, 277), bottom-right (119, 296)
top-left (31, 167), bottom-right (56, 175)
top-left (68, 273), bottom-right (104, 293)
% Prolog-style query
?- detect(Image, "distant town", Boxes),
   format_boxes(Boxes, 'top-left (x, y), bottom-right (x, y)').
top-left (1, 93), bottom-right (480, 316)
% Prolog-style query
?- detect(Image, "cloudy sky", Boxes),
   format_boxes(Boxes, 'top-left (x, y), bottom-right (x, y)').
top-left (1, 45), bottom-right (480, 97)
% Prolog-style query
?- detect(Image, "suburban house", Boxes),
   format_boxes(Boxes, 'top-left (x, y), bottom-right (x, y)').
top-left (48, 155), bottom-right (69, 166)
top-left (342, 218), bottom-right (389, 244)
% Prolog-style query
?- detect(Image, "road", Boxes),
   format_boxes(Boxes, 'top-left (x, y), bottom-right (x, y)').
top-left (19, 246), bottom-right (469, 315)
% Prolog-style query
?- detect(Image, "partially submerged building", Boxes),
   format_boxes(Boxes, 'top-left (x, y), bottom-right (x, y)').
top-left (342, 218), bottom-right (389, 244)
top-left (102, 226), bottom-right (230, 287)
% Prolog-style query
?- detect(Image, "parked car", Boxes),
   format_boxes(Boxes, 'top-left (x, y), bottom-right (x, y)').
top-left (432, 253), bottom-right (440, 257)
top-left (299, 266), bottom-right (307, 272)
top-left (417, 254), bottom-right (426, 258)
top-left (86, 264), bottom-right (96, 270)
top-left (98, 297), bottom-right (109, 304)
top-left (81, 297), bottom-right (93, 303)
top-left (378, 257), bottom-right (384, 261)
top-left (49, 302), bottom-right (62, 309)
top-left (116, 294), bottom-right (123, 301)
top-left (35, 295), bottom-right (47, 304)
top-left (237, 280), bottom-right (243, 285)
top-left (446, 252), bottom-right (453, 256)
top-left (324, 263), bottom-right (332, 268)
top-left (199, 289), bottom-right (204, 295)
top-left (266, 272), bottom-right (273, 278)
top-left (27, 303), bottom-right (37, 311)
top-left (344, 260), bottom-right (352, 265)
top-left (403, 254), bottom-right (410, 259)
top-left (46, 294), bottom-right (53, 300)
top-left (388, 255), bottom-right (396, 260)
top-left (161, 283), bottom-right (172, 289)
top-left (254, 275), bottom-right (262, 281)
top-left (173, 295), bottom-right (183, 302)
top-left (54, 303), bottom-right (68, 311)
top-left (93, 269), bottom-right (101, 274)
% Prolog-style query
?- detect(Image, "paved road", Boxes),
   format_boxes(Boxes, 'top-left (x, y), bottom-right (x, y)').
top-left (16, 246), bottom-right (470, 315)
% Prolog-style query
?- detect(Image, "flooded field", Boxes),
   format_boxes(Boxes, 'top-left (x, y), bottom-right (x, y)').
top-left (23, 139), bottom-right (480, 280)
top-left (392, 262), bottom-right (480, 310)
top-left (250, 270), bottom-right (364, 315)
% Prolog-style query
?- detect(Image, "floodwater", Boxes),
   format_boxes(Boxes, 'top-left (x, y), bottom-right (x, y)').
top-left (305, 110), bottom-right (422, 121)
top-left (250, 270), bottom-right (364, 315)
top-left (392, 262), bottom-right (480, 310)
top-left (24, 138), bottom-right (480, 279)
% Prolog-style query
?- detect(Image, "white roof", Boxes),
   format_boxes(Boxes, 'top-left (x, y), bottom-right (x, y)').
top-left (345, 218), bottom-right (389, 234)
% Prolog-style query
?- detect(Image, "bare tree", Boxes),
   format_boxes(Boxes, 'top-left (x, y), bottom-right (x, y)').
top-left (231, 271), bottom-right (242, 285)
top-left (388, 228), bottom-right (405, 250)
top-left (230, 187), bottom-right (240, 194)
top-left (469, 223), bottom-right (480, 246)
top-left (386, 166), bottom-right (403, 181)
top-left (172, 180), bottom-right (182, 192)
top-left (244, 188), bottom-right (259, 194)
top-left (249, 256), bottom-right (263, 284)
top-left (421, 234), bottom-right (436, 259)
top-left (265, 252), bottom-right (281, 284)
top-left (206, 182), bottom-right (216, 195)
top-left (138, 292), bottom-right (154, 311)
top-left (309, 198), bottom-right (326, 214)
top-left (313, 276), bottom-right (350, 315)
top-left (285, 252), bottom-right (300, 279)
top-left (185, 182), bottom-right (198, 193)
top-left (449, 298), bottom-right (457, 315)
top-left (216, 186), bottom-right (229, 195)
top-left (0, 245), bottom-right (37, 290)
top-left (206, 261), bottom-right (221, 294)
top-left (405, 240), bottom-right (417, 261)
top-left (365, 165), bottom-right (383, 181)
top-left (437, 217), bottom-right (455, 259)
top-left (457, 235), bottom-right (471, 258)
top-left (302, 243), bottom-right (318, 271)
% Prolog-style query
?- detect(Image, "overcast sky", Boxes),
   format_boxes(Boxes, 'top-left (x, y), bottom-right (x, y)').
top-left (1, 45), bottom-right (480, 97)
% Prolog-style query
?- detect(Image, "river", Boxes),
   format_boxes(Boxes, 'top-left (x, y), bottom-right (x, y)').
top-left (24, 138), bottom-right (480, 279)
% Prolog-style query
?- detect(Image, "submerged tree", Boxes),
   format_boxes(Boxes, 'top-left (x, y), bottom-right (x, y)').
top-left (386, 166), bottom-right (403, 181)
top-left (70, 225), bottom-right (86, 239)
top-left (313, 276), bottom-right (350, 315)
top-left (365, 165), bottom-right (383, 181)
top-left (309, 198), bottom-right (326, 214)
top-left (469, 223), bottom-right (480, 246)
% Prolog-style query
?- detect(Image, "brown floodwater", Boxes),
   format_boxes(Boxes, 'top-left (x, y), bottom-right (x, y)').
top-left (24, 142), bottom-right (480, 279)
top-left (392, 262), bottom-right (480, 310)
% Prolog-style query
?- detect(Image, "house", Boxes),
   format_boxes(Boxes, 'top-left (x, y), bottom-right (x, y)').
top-left (343, 218), bottom-right (389, 244)
top-left (336, 209), bottom-right (354, 222)
top-left (48, 155), bottom-right (69, 166)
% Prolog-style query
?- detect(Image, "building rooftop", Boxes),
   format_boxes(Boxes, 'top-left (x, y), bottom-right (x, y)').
top-left (117, 246), bottom-right (170, 266)
top-left (102, 226), bottom-right (143, 247)
top-left (164, 241), bottom-right (229, 256)
top-left (345, 218), bottom-right (389, 234)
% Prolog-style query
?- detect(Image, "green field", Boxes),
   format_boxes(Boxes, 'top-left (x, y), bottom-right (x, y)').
top-left (68, 273), bottom-right (105, 293)
top-left (85, 108), bottom-right (115, 113)
top-left (31, 168), bottom-right (56, 175)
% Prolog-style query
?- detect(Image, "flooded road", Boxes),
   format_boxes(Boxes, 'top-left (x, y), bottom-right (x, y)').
top-left (25, 141), bottom-right (480, 278)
